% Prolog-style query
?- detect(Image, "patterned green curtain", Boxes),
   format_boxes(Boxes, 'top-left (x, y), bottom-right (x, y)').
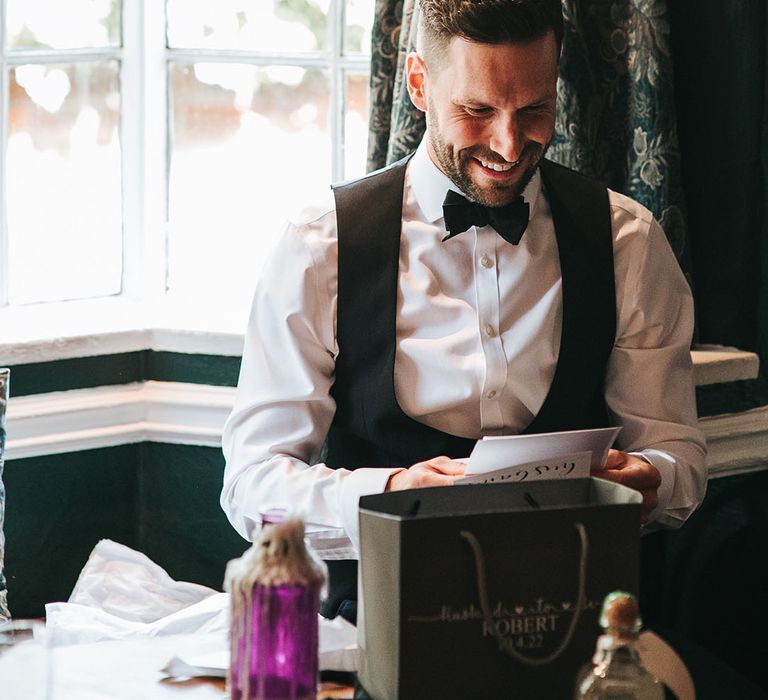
top-left (366, 0), bottom-right (691, 273)
top-left (367, 0), bottom-right (423, 170)
top-left (550, 0), bottom-right (690, 271)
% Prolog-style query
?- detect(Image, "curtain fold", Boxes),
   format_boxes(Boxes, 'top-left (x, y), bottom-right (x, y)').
top-left (366, 0), bottom-right (691, 277)
top-left (550, 0), bottom-right (689, 274)
top-left (669, 0), bottom-right (767, 357)
top-left (367, 0), bottom-right (423, 170)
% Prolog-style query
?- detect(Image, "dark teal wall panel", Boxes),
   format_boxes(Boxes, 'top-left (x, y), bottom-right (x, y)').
top-left (5, 351), bottom-right (242, 398)
top-left (2, 445), bottom-right (140, 618)
top-left (2, 443), bottom-right (247, 618)
top-left (696, 374), bottom-right (768, 417)
top-left (144, 352), bottom-right (240, 388)
top-left (7, 353), bottom-right (144, 397)
top-left (137, 443), bottom-right (248, 592)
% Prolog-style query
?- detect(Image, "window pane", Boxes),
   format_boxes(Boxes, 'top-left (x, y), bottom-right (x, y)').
top-left (168, 62), bottom-right (332, 307)
top-left (6, 62), bottom-right (123, 304)
top-left (167, 0), bottom-right (331, 52)
top-left (6, 0), bottom-right (121, 50)
top-left (344, 0), bottom-right (374, 55)
top-left (344, 71), bottom-right (369, 179)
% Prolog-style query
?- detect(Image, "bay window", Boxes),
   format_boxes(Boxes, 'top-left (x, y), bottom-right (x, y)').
top-left (0, 0), bottom-right (373, 332)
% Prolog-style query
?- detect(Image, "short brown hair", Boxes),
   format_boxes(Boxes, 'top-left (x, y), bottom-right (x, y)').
top-left (418, 0), bottom-right (563, 64)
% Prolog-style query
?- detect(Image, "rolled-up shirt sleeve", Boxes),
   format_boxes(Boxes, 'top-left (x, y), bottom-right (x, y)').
top-left (220, 214), bottom-right (399, 558)
top-left (606, 202), bottom-right (707, 527)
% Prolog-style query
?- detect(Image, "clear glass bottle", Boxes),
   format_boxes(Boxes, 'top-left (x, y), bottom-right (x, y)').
top-left (225, 509), bottom-right (326, 700)
top-left (574, 591), bottom-right (664, 700)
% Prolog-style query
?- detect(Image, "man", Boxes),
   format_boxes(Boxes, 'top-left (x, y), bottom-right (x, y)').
top-left (221, 0), bottom-right (706, 621)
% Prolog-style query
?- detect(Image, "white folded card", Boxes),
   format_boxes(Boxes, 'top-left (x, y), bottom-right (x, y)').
top-left (462, 426), bottom-right (621, 479)
top-left (456, 450), bottom-right (592, 485)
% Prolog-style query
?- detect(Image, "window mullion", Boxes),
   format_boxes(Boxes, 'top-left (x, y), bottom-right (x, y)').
top-left (166, 49), bottom-right (332, 66)
top-left (330, 0), bottom-right (345, 183)
top-left (121, 0), bottom-right (167, 301)
top-left (3, 48), bottom-right (123, 63)
top-left (120, 0), bottom-right (143, 299)
top-left (143, 0), bottom-right (169, 299)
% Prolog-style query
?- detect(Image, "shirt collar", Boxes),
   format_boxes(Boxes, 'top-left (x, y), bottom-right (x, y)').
top-left (408, 138), bottom-right (542, 224)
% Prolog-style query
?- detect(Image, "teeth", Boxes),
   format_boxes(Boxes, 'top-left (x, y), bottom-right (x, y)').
top-left (480, 159), bottom-right (516, 171)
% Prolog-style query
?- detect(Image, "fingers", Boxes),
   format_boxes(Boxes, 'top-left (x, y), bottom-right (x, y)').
top-left (386, 456), bottom-right (466, 491)
top-left (603, 448), bottom-right (625, 469)
top-left (592, 451), bottom-right (661, 524)
top-left (594, 469), bottom-right (658, 523)
top-left (639, 490), bottom-right (658, 523)
top-left (394, 470), bottom-right (457, 490)
top-left (593, 464), bottom-right (660, 491)
top-left (415, 455), bottom-right (466, 476)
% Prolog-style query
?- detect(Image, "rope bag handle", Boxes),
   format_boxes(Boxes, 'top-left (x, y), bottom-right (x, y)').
top-left (459, 522), bottom-right (588, 666)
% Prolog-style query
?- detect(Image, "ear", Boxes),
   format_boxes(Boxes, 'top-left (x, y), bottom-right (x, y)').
top-left (406, 52), bottom-right (429, 112)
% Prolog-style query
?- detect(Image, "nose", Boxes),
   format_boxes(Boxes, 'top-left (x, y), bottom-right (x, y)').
top-left (489, 114), bottom-right (523, 164)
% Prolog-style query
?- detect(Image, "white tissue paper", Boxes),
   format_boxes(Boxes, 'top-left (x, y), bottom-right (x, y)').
top-left (45, 539), bottom-right (358, 673)
top-left (67, 539), bottom-right (219, 621)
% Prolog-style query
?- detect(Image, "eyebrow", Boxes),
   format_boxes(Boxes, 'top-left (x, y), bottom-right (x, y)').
top-left (451, 93), bottom-right (556, 109)
top-left (451, 85), bottom-right (557, 107)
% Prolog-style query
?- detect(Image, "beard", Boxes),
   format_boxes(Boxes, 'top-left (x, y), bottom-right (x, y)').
top-left (426, 109), bottom-right (548, 208)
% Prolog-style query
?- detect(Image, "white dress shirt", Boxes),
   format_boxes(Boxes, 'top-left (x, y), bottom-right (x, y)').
top-left (221, 140), bottom-right (707, 558)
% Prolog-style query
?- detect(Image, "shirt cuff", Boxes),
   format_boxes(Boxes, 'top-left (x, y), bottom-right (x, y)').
top-left (337, 467), bottom-right (403, 559)
top-left (631, 448), bottom-right (677, 526)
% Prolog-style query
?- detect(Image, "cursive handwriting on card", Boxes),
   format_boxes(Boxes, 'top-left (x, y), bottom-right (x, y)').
top-left (455, 451), bottom-right (591, 485)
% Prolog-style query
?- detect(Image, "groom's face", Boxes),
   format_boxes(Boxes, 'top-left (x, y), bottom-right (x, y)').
top-left (407, 30), bottom-right (559, 206)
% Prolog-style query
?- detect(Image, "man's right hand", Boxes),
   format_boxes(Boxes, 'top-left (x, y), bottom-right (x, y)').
top-left (385, 456), bottom-right (466, 491)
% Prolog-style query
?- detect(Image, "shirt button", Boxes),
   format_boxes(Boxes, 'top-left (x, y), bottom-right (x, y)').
top-left (484, 324), bottom-right (496, 337)
top-left (486, 390), bottom-right (497, 399)
top-left (480, 255), bottom-right (493, 269)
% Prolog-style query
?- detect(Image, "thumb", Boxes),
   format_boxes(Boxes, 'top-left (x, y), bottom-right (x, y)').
top-left (602, 449), bottom-right (625, 469)
top-left (433, 458), bottom-right (467, 476)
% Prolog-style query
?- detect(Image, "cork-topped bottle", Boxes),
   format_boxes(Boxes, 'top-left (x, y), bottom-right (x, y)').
top-left (574, 591), bottom-right (664, 699)
top-left (225, 510), bottom-right (326, 700)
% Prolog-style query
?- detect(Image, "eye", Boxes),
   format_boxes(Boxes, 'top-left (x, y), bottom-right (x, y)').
top-left (522, 103), bottom-right (550, 115)
top-left (464, 106), bottom-right (491, 117)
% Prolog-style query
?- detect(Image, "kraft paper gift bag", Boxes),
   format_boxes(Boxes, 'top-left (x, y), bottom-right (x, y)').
top-left (357, 478), bottom-right (641, 700)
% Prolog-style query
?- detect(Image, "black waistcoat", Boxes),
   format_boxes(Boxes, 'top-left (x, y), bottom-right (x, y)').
top-left (326, 157), bottom-right (616, 470)
top-left (320, 158), bottom-right (615, 623)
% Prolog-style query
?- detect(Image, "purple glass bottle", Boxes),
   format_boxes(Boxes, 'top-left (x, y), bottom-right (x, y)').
top-left (226, 510), bottom-right (326, 700)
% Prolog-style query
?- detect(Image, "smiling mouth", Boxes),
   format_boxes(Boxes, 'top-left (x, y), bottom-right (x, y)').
top-left (477, 157), bottom-right (521, 172)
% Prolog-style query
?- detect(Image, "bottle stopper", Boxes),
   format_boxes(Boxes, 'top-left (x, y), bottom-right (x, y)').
top-left (599, 591), bottom-right (642, 636)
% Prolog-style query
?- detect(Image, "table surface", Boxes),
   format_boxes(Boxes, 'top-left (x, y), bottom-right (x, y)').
top-left (5, 633), bottom-right (353, 700)
top-left (4, 629), bottom-right (695, 700)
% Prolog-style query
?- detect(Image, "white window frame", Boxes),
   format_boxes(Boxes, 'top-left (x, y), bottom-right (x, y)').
top-left (0, 0), bottom-right (155, 307)
top-left (0, 0), bottom-right (371, 346)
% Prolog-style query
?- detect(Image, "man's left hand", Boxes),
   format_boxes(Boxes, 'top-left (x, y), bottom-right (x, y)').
top-left (591, 449), bottom-right (661, 524)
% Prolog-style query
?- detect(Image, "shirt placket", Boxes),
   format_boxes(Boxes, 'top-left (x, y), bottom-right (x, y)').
top-left (474, 229), bottom-right (507, 433)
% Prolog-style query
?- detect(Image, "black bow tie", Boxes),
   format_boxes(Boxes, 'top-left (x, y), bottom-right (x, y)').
top-left (442, 190), bottom-right (530, 245)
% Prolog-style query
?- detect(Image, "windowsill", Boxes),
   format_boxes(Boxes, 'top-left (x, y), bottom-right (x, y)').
top-left (0, 297), bottom-right (762, 388)
top-left (0, 296), bottom-right (249, 363)
top-left (690, 345), bottom-right (760, 386)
